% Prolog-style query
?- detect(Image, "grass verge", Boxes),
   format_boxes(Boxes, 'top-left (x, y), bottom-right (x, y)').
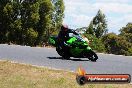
top-left (0, 60), bottom-right (131, 88)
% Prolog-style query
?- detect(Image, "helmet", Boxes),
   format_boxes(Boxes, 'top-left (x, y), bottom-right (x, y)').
top-left (61, 24), bottom-right (68, 31)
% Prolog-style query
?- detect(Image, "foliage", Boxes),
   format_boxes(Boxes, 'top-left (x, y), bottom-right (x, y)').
top-left (119, 23), bottom-right (132, 43)
top-left (26, 28), bottom-right (38, 46)
top-left (51, 0), bottom-right (65, 35)
top-left (0, 0), bottom-right (12, 43)
top-left (84, 33), bottom-right (106, 52)
top-left (0, 0), bottom-right (64, 46)
top-left (86, 10), bottom-right (108, 38)
top-left (102, 33), bottom-right (132, 56)
top-left (86, 21), bottom-right (94, 34)
top-left (119, 23), bottom-right (132, 56)
top-left (85, 12), bottom-right (132, 56)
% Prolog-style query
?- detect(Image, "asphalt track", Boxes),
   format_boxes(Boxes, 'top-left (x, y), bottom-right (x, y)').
top-left (0, 44), bottom-right (132, 76)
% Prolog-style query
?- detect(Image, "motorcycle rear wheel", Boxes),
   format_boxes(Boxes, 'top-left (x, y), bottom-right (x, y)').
top-left (56, 46), bottom-right (70, 59)
top-left (56, 46), bottom-right (64, 56)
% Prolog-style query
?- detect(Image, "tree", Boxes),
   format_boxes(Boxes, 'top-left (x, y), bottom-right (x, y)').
top-left (20, 0), bottom-right (41, 46)
top-left (119, 23), bottom-right (132, 43)
top-left (102, 33), bottom-right (132, 56)
top-left (0, 0), bottom-right (12, 43)
top-left (0, 0), bottom-right (65, 46)
top-left (86, 21), bottom-right (94, 34)
top-left (7, 0), bottom-right (22, 44)
top-left (36, 0), bottom-right (53, 45)
top-left (36, 0), bottom-right (65, 45)
top-left (51, 0), bottom-right (65, 35)
top-left (86, 10), bottom-right (108, 38)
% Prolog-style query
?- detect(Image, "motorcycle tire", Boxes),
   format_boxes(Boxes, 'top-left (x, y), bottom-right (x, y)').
top-left (56, 46), bottom-right (64, 56)
top-left (56, 46), bottom-right (70, 59)
top-left (88, 50), bottom-right (98, 62)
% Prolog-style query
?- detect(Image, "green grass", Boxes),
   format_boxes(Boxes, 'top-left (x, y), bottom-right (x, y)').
top-left (0, 60), bottom-right (131, 88)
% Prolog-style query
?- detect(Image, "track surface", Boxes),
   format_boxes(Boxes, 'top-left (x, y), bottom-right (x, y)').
top-left (0, 44), bottom-right (132, 76)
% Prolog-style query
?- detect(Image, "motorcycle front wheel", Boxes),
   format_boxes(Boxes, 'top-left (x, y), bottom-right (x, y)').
top-left (88, 50), bottom-right (98, 62)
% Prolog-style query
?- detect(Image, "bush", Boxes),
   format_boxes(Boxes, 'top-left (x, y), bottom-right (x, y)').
top-left (102, 33), bottom-right (132, 56)
top-left (26, 28), bottom-right (38, 46)
top-left (84, 34), bottom-right (106, 53)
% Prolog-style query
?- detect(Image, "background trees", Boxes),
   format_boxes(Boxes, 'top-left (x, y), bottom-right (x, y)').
top-left (86, 10), bottom-right (108, 38)
top-left (84, 10), bottom-right (107, 53)
top-left (84, 10), bottom-right (131, 56)
top-left (101, 23), bottom-right (132, 56)
top-left (0, 0), bottom-right (12, 43)
top-left (84, 34), bottom-right (106, 53)
top-left (119, 23), bottom-right (132, 55)
top-left (51, 0), bottom-right (64, 35)
top-left (119, 23), bottom-right (132, 43)
top-left (0, 0), bottom-right (64, 46)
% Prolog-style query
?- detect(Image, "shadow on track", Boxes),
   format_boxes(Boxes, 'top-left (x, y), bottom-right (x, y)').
top-left (47, 57), bottom-right (89, 61)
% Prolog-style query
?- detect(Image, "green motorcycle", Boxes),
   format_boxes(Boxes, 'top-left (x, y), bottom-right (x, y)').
top-left (48, 33), bottom-right (98, 62)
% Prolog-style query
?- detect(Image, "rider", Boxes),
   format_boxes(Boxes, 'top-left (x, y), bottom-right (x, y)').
top-left (58, 24), bottom-right (78, 55)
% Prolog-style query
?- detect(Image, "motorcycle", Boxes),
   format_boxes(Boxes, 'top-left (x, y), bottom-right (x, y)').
top-left (48, 33), bottom-right (98, 62)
